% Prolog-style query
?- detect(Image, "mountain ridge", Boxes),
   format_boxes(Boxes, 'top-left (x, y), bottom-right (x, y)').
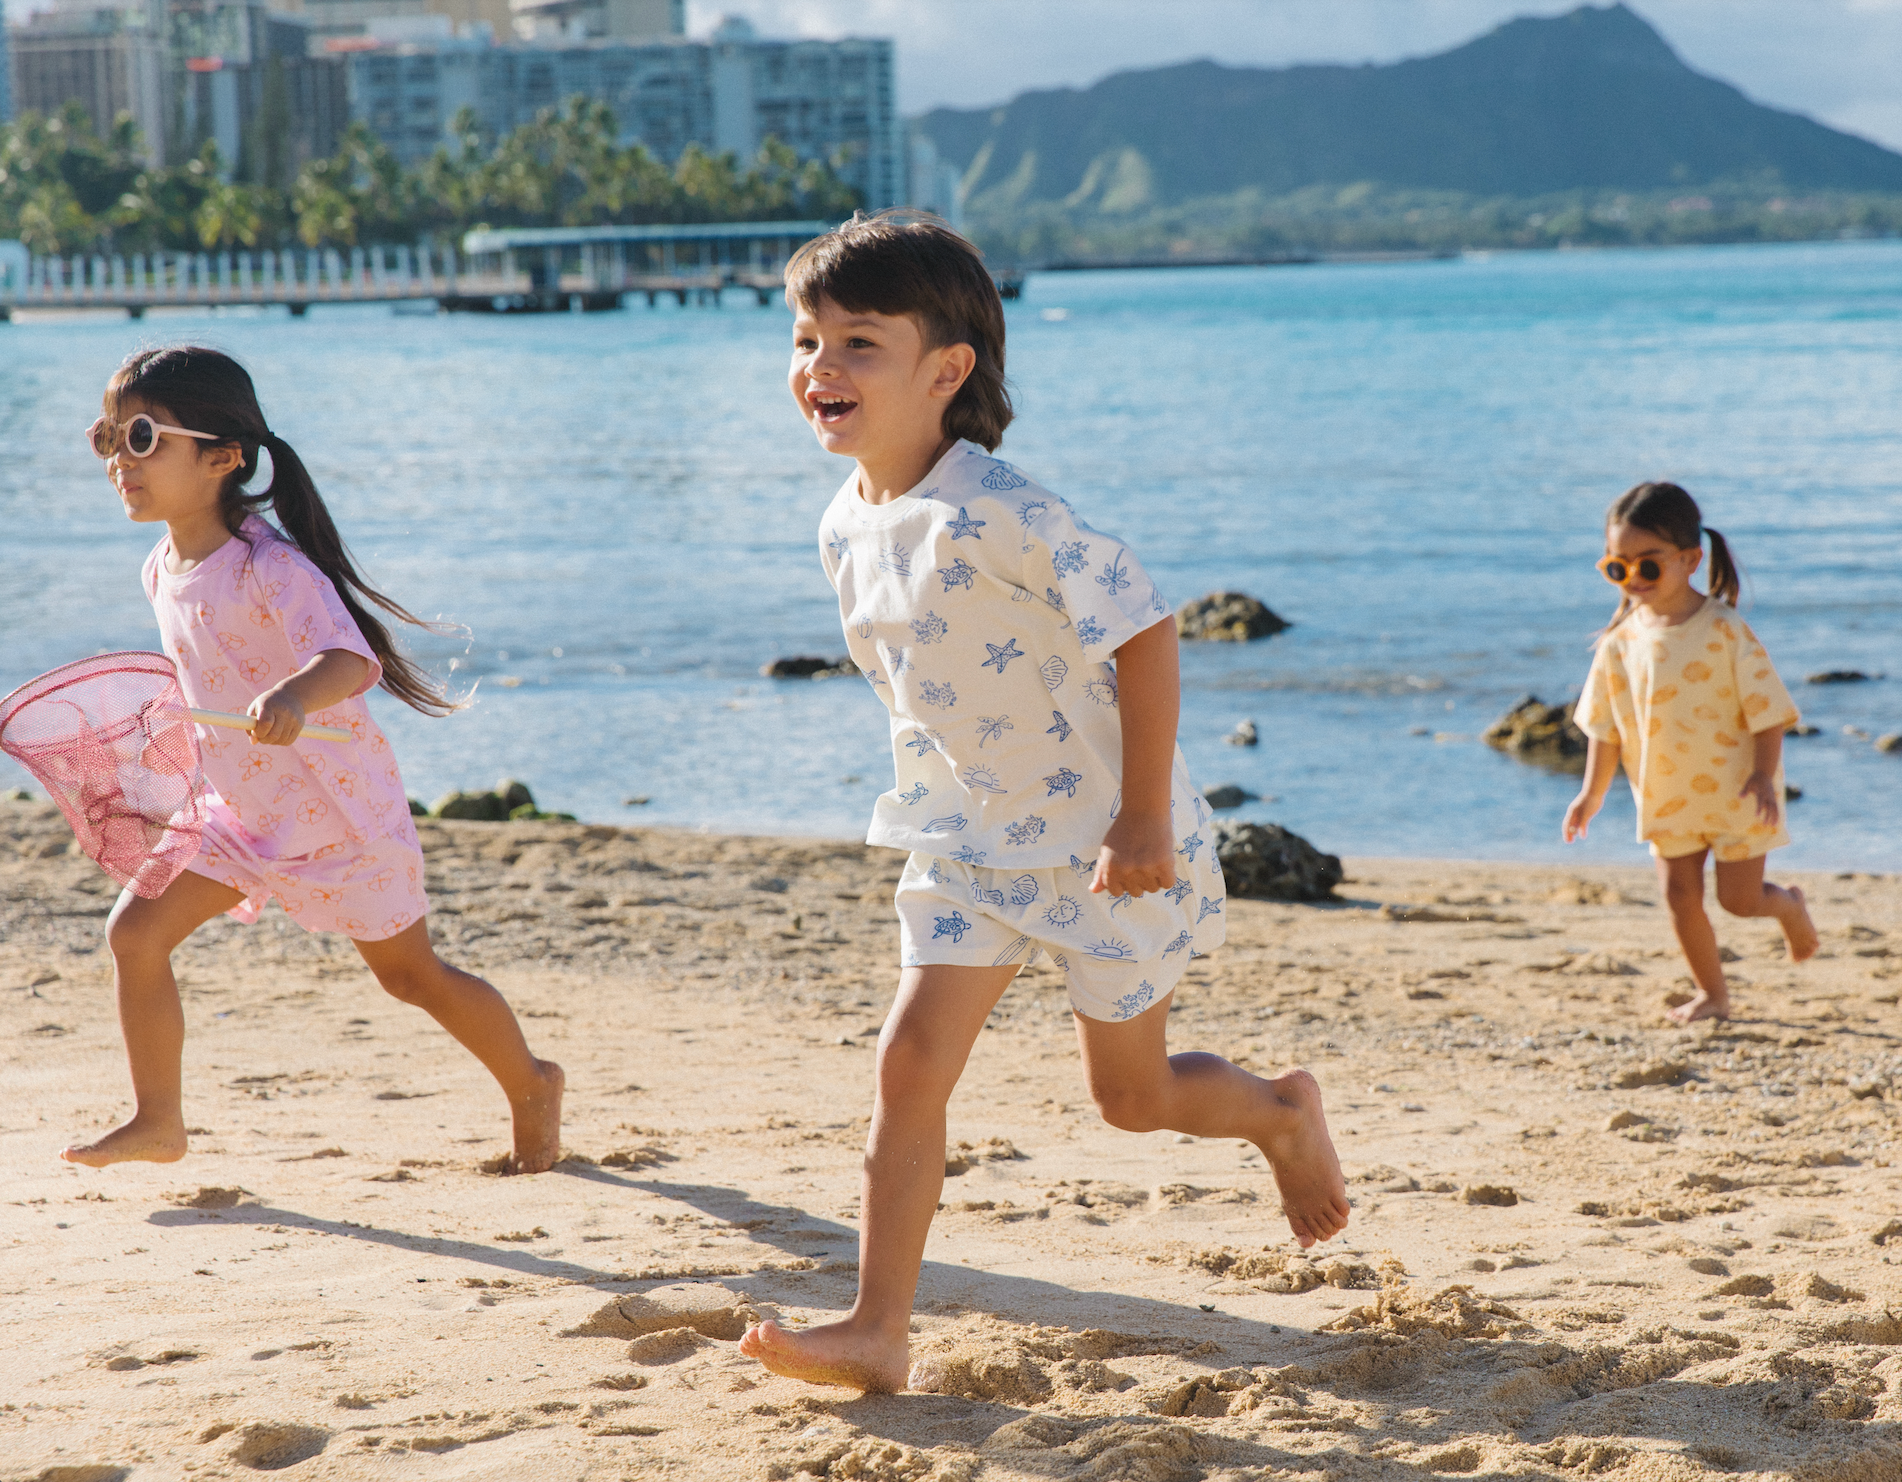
top-left (915, 4), bottom-right (1902, 214)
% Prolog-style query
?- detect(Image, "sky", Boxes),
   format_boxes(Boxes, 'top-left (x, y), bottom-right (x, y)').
top-left (684, 0), bottom-right (1902, 153)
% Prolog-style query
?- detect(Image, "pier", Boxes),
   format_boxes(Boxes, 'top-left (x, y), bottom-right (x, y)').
top-left (0, 220), bottom-right (836, 319)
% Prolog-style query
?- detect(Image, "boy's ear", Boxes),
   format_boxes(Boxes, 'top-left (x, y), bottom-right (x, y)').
top-left (929, 341), bottom-right (978, 401)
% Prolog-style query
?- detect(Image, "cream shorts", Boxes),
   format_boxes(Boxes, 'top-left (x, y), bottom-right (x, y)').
top-left (894, 843), bottom-right (1226, 1022)
top-left (1648, 829), bottom-right (1785, 863)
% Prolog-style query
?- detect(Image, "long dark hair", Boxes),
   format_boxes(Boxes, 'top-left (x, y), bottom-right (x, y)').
top-left (108, 345), bottom-right (456, 716)
top-left (1603, 480), bottom-right (1742, 630)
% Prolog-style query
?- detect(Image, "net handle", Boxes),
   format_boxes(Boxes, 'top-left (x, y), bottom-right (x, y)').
top-left (189, 709), bottom-right (354, 744)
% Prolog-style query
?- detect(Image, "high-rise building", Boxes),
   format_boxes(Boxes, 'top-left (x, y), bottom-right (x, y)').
top-left (509, 0), bottom-right (679, 44)
top-left (9, 0), bottom-right (172, 162)
top-left (172, 1), bottom-right (346, 179)
top-left (1, 12), bottom-right (14, 122)
top-left (342, 19), bottom-right (901, 209)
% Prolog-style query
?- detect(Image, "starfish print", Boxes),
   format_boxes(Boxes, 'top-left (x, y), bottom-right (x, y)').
top-left (1198, 895), bottom-right (1224, 923)
top-left (1165, 878), bottom-right (1194, 904)
top-left (980, 637), bottom-right (1025, 674)
top-left (946, 506), bottom-right (987, 539)
top-left (904, 728), bottom-right (942, 757)
top-left (1046, 710), bottom-right (1073, 743)
top-left (886, 644), bottom-right (914, 676)
top-left (826, 529), bottom-right (848, 560)
top-left (1177, 832), bottom-right (1205, 864)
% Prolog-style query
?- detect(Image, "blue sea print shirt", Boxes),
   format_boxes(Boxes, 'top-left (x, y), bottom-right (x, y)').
top-left (819, 439), bottom-right (1205, 868)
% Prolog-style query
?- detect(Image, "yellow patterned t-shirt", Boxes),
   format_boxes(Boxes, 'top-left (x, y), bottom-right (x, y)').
top-left (1577, 597), bottom-right (1800, 851)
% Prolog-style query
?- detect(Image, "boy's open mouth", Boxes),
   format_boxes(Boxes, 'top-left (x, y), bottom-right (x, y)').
top-left (810, 393), bottom-right (857, 424)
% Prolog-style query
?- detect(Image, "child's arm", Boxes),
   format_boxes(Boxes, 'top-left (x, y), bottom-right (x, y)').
top-left (1092, 616), bottom-right (1180, 897)
top-left (1741, 725), bottom-right (1784, 825)
top-left (1563, 737), bottom-right (1621, 842)
top-left (248, 650), bottom-right (373, 746)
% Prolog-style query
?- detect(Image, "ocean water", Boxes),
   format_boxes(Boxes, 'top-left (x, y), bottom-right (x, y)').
top-left (3, 240), bottom-right (1899, 871)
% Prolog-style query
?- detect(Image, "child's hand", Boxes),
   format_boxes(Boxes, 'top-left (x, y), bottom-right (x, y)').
top-left (1092, 809), bottom-right (1177, 897)
top-left (1740, 770), bottom-right (1781, 826)
top-left (248, 686), bottom-right (307, 747)
top-left (1562, 791), bottom-right (1601, 843)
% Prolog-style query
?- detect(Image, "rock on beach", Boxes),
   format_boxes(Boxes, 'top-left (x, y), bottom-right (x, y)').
top-left (1482, 695), bottom-right (1589, 774)
top-left (1175, 592), bottom-right (1289, 642)
top-left (1210, 819), bottom-right (1342, 901)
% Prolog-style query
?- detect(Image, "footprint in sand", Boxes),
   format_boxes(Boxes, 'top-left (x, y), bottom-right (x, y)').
top-left (225, 1422), bottom-right (329, 1470)
top-left (167, 1186), bottom-right (247, 1210)
top-left (626, 1327), bottom-right (710, 1364)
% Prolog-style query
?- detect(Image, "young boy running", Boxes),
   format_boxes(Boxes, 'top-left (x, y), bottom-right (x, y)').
top-left (741, 212), bottom-right (1349, 1393)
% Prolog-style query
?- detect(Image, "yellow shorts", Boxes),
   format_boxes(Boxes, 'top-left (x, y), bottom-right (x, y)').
top-left (1648, 829), bottom-right (1784, 863)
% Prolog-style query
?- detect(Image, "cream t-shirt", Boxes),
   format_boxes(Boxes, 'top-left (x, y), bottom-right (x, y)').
top-left (1577, 597), bottom-right (1800, 847)
top-left (817, 440), bottom-right (1208, 868)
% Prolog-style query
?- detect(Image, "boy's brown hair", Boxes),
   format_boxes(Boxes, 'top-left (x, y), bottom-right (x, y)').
top-left (785, 209), bottom-right (1013, 451)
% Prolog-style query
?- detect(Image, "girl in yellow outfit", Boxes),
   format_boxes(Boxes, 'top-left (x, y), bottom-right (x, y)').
top-left (1564, 482), bottom-right (1818, 1024)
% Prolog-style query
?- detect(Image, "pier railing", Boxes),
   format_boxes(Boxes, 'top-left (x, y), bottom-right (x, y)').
top-left (0, 240), bottom-right (801, 318)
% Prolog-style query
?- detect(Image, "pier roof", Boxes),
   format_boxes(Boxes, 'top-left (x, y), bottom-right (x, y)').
top-left (461, 220), bottom-right (838, 254)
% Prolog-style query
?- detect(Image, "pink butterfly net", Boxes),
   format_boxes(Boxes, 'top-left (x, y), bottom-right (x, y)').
top-left (0, 652), bottom-right (208, 899)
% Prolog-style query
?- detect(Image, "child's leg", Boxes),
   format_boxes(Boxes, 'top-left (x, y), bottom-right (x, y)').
top-left (1713, 856), bottom-right (1819, 962)
top-left (1658, 848), bottom-right (1729, 1024)
top-left (62, 871), bottom-right (247, 1167)
top-left (1076, 993), bottom-right (1350, 1247)
top-left (353, 920), bottom-right (564, 1174)
top-left (740, 963), bottom-right (1018, 1392)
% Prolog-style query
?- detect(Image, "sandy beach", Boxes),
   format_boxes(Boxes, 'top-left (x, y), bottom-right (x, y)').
top-left (3, 793), bottom-right (1898, 1480)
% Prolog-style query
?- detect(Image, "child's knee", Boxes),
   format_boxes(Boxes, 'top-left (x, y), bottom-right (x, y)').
top-left (105, 903), bottom-right (162, 962)
top-left (1661, 871), bottom-right (1706, 916)
top-left (375, 963), bottom-right (440, 1006)
top-left (1088, 1076), bottom-right (1166, 1134)
top-left (874, 1025), bottom-right (960, 1102)
top-left (1714, 879), bottom-right (1764, 918)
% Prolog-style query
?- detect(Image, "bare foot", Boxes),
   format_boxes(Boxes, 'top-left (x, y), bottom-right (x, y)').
top-left (506, 1059), bottom-right (565, 1174)
top-left (1667, 988), bottom-right (1730, 1026)
top-left (1256, 1068), bottom-right (1350, 1248)
top-left (1782, 886), bottom-right (1819, 963)
top-left (739, 1318), bottom-right (907, 1393)
top-left (61, 1112), bottom-right (187, 1168)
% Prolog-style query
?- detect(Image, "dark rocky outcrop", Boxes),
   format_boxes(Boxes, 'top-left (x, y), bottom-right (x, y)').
top-left (1483, 696), bottom-right (1589, 774)
top-left (1201, 784), bottom-right (1259, 811)
top-left (1175, 593), bottom-right (1289, 642)
top-left (762, 655), bottom-right (859, 679)
top-left (431, 778), bottom-right (574, 822)
top-left (1211, 820), bottom-right (1342, 902)
top-left (1807, 670), bottom-right (1873, 685)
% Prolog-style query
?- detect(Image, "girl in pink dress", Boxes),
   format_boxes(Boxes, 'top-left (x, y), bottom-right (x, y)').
top-left (64, 346), bottom-right (564, 1173)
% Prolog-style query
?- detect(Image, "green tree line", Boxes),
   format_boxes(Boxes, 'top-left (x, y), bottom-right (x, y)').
top-left (0, 97), bottom-right (861, 256)
top-left (971, 183), bottom-right (1902, 267)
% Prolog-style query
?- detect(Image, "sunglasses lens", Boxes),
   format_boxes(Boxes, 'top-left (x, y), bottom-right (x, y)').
top-left (86, 419), bottom-right (114, 457)
top-left (125, 415), bottom-right (158, 457)
top-left (1637, 558), bottom-right (1662, 582)
top-left (1603, 560), bottom-right (1628, 583)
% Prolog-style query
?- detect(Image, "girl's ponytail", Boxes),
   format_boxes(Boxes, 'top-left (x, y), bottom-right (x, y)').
top-left (253, 431), bottom-right (459, 716)
top-left (1703, 527), bottom-right (1741, 608)
top-left (104, 345), bottom-right (459, 717)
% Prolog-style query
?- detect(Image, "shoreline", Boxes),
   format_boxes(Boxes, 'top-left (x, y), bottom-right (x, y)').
top-left (4, 796), bottom-right (1899, 1478)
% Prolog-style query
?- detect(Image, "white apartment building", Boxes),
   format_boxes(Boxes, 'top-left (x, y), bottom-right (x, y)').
top-left (344, 17), bottom-right (903, 210)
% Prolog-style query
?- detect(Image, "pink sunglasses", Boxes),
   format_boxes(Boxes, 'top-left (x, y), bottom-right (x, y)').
top-left (87, 413), bottom-right (219, 460)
